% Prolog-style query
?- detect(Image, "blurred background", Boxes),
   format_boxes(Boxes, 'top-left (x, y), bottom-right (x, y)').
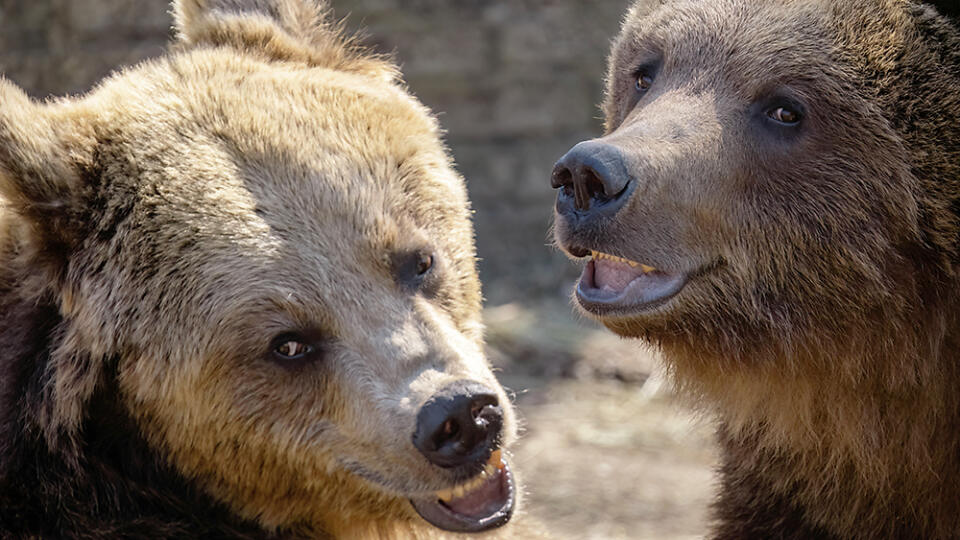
top-left (0, 1), bottom-right (716, 537)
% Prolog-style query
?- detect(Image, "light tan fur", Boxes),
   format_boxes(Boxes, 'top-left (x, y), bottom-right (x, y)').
top-left (0, 1), bottom-right (542, 538)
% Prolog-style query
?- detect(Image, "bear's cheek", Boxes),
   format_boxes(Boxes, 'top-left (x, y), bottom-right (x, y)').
top-left (116, 352), bottom-right (350, 500)
top-left (117, 354), bottom-right (429, 525)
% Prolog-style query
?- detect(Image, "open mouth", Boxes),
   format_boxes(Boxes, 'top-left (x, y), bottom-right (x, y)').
top-left (410, 450), bottom-right (515, 533)
top-left (576, 250), bottom-right (689, 316)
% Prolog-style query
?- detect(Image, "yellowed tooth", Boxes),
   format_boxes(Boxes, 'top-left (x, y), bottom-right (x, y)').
top-left (591, 251), bottom-right (657, 272)
top-left (436, 488), bottom-right (454, 502)
top-left (489, 449), bottom-right (503, 467)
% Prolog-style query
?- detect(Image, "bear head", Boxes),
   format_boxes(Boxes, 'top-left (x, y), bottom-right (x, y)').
top-left (0, 0), bottom-right (518, 535)
top-left (551, 0), bottom-right (960, 386)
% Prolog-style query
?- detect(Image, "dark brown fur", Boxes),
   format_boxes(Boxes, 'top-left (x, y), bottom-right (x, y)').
top-left (553, 1), bottom-right (960, 538)
top-left (0, 222), bottom-right (274, 537)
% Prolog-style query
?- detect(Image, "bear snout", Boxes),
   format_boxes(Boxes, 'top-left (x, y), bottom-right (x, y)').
top-left (412, 380), bottom-right (504, 470)
top-left (551, 139), bottom-right (635, 222)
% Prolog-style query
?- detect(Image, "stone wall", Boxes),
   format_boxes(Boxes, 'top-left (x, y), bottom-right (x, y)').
top-left (0, 0), bottom-right (630, 305)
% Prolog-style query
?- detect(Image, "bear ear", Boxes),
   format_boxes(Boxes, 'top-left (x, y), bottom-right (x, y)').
top-left (626, 0), bottom-right (671, 20)
top-left (171, 0), bottom-right (394, 78)
top-left (0, 79), bottom-right (93, 273)
top-left (173, 0), bottom-right (327, 46)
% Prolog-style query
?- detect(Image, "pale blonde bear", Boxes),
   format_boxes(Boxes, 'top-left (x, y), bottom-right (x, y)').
top-left (0, 1), bottom-right (540, 538)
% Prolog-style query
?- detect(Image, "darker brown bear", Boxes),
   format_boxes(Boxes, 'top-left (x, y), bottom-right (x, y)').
top-left (551, 1), bottom-right (960, 539)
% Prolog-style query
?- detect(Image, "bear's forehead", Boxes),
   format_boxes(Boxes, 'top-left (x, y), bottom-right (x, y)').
top-left (624, 0), bottom-right (838, 70)
top-left (78, 50), bottom-right (460, 241)
top-left (66, 51), bottom-right (470, 319)
top-left (606, 0), bottom-right (893, 109)
top-left (88, 50), bottom-right (443, 173)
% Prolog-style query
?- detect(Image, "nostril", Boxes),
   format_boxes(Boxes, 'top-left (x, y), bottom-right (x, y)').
top-left (471, 397), bottom-right (500, 429)
top-left (583, 168), bottom-right (607, 202)
top-left (550, 160), bottom-right (573, 189)
top-left (471, 401), bottom-right (490, 420)
top-left (470, 393), bottom-right (498, 413)
top-left (570, 166), bottom-right (608, 211)
top-left (551, 163), bottom-right (574, 195)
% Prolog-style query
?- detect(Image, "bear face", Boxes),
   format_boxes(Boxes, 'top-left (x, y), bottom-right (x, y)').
top-left (0, 1), bottom-right (517, 537)
top-left (552, 0), bottom-right (958, 369)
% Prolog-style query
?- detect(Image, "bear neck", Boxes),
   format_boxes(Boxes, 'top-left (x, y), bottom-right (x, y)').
top-left (665, 304), bottom-right (960, 537)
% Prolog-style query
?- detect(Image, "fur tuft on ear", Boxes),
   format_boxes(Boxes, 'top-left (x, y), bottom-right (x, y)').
top-left (172, 0), bottom-right (397, 79)
top-left (174, 0), bottom-right (324, 44)
top-left (0, 80), bottom-right (96, 253)
top-left (0, 81), bottom-right (83, 226)
top-left (625, 0), bottom-right (671, 22)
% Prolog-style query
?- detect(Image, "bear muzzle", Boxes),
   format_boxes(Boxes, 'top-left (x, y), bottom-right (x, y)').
top-left (408, 380), bottom-right (515, 532)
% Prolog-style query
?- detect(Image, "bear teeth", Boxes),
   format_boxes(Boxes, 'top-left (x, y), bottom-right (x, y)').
top-left (435, 450), bottom-right (502, 503)
top-left (590, 250), bottom-right (656, 273)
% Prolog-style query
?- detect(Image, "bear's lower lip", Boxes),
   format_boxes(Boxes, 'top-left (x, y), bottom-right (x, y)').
top-left (410, 451), bottom-right (515, 533)
top-left (576, 252), bottom-right (690, 316)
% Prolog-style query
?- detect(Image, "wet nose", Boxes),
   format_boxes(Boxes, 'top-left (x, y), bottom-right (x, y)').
top-left (551, 140), bottom-right (633, 217)
top-left (413, 381), bottom-right (503, 469)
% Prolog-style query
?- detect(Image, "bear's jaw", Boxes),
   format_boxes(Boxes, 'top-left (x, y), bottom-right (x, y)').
top-left (410, 449), bottom-right (515, 533)
top-left (575, 250), bottom-right (690, 316)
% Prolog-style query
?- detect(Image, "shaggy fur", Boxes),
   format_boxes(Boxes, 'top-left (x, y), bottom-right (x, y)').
top-left (553, 1), bottom-right (960, 538)
top-left (0, 1), bottom-right (532, 538)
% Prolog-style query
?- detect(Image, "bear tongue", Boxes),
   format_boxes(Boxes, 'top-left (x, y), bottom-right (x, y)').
top-left (594, 258), bottom-right (646, 293)
top-left (443, 466), bottom-right (506, 518)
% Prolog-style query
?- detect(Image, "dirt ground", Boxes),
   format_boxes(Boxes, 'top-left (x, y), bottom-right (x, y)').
top-left (485, 301), bottom-right (719, 539)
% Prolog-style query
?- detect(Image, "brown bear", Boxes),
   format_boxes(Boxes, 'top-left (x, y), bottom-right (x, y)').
top-left (0, 0), bottom-right (528, 538)
top-left (550, 0), bottom-right (960, 538)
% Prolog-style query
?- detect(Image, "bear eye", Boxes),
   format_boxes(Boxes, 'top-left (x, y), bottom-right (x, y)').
top-left (635, 71), bottom-right (654, 93)
top-left (394, 249), bottom-right (439, 293)
top-left (270, 334), bottom-right (316, 362)
top-left (415, 252), bottom-right (434, 276)
top-left (767, 106), bottom-right (802, 125)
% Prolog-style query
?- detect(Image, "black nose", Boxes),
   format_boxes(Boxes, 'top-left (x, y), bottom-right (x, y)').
top-left (551, 140), bottom-right (633, 216)
top-left (413, 381), bottom-right (503, 469)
